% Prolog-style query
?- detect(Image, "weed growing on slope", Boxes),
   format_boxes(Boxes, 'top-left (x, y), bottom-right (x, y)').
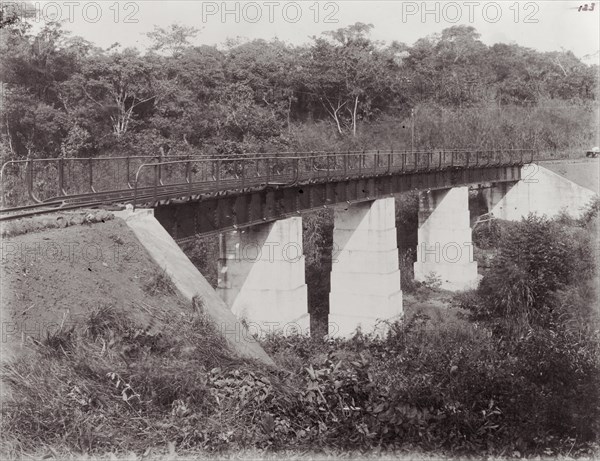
top-left (143, 269), bottom-right (176, 296)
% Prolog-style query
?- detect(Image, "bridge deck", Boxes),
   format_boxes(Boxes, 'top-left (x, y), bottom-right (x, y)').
top-left (0, 150), bottom-right (532, 223)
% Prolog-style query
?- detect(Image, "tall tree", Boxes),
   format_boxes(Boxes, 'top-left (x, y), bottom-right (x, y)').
top-left (60, 49), bottom-right (167, 138)
top-left (146, 23), bottom-right (199, 57)
top-left (306, 23), bottom-right (396, 136)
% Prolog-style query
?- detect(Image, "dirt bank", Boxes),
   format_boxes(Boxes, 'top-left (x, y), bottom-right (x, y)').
top-left (0, 216), bottom-right (195, 371)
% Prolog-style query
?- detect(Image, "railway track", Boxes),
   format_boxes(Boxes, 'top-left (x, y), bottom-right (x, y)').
top-left (0, 149), bottom-right (534, 222)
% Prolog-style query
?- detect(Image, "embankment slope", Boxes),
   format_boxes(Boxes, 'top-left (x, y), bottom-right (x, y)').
top-left (0, 212), bottom-right (272, 376)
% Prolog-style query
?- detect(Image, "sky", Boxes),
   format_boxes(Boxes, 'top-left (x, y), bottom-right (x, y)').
top-left (27, 1), bottom-right (600, 62)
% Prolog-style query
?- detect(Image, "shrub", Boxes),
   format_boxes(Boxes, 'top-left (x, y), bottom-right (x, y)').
top-left (1, 303), bottom-right (243, 453)
top-left (472, 217), bottom-right (501, 249)
top-left (449, 211), bottom-right (600, 454)
top-left (4, 303), bottom-right (600, 457)
top-left (579, 196), bottom-right (600, 226)
top-left (476, 215), bottom-right (582, 325)
top-left (399, 248), bottom-right (416, 293)
top-left (265, 314), bottom-right (600, 455)
top-left (512, 325), bottom-right (600, 445)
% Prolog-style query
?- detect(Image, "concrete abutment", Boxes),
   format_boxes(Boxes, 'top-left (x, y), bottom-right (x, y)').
top-left (114, 208), bottom-right (274, 365)
top-left (483, 165), bottom-right (597, 220)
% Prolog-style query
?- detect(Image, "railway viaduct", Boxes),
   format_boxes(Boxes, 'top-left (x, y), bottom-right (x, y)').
top-left (1, 150), bottom-right (595, 337)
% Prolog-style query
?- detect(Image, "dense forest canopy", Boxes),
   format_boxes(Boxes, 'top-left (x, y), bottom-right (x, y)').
top-left (0, 6), bottom-right (597, 160)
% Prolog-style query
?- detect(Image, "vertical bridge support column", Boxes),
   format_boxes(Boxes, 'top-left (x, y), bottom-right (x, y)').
top-left (413, 186), bottom-right (478, 291)
top-left (329, 198), bottom-right (403, 337)
top-left (217, 217), bottom-right (309, 335)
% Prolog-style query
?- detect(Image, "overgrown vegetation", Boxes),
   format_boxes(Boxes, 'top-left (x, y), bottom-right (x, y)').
top-left (3, 202), bottom-right (599, 458)
top-left (466, 199), bottom-right (600, 333)
top-left (1, 9), bottom-right (596, 162)
top-left (2, 304), bottom-right (250, 455)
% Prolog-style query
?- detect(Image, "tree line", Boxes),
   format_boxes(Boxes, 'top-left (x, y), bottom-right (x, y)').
top-left (1, 8), bottom-right (597, 161)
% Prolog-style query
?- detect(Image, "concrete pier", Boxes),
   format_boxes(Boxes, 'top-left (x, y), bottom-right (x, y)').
top-left (216, 217), bottom-right (309, 335)
top-left (329, 198), bottom-right (403, 337)
top-left (413, 187), bottom-right (478, 291)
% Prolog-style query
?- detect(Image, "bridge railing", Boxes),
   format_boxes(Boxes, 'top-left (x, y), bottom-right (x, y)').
top-left (0, 155), bottom-right (198, 209)
top-left (0, 149), bottom-right (534, 212)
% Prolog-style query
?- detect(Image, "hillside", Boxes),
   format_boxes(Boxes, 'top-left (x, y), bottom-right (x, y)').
top-left (0, 212), bottom-right (269, 398)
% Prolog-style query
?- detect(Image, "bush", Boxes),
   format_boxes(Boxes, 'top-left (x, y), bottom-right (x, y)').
top-left (449, 211), bottom-right (600, 454)
top-left (472, 218), bottom-right (501, 249)
top-left (512, 326), bottom-right (600, 445)
top-left (1, 304), bottom-right (242, 453)
top-left (475, 215), bottom-right (585, 326)
top-left (266, 315), bottom-right (600, 455)
top-left (399, 249), bottom-right (416, 293)
top-left (579, 196), bottom-right (600, 227)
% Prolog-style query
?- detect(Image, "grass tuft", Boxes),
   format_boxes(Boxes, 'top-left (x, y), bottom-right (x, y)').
top-left (143, 269), bottom-right (176, 297)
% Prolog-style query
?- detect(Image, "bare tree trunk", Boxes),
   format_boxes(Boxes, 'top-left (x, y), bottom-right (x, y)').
top-left (321, 96), bottom-right (346, 135)
top-left (111, 91), bottom-right (154, 137)
top-left (555, 56), bottom-right (568, 77)
top-left (332, 110), bottom-right (343, 135)
top-left (287, 96), bottom-right (292, 133)
top-left (5, 119), bottom-right (16, 157)
top-left (112, 93), bottom-right (128, 137)
top-left (352, 95), bottom-right (359, 137)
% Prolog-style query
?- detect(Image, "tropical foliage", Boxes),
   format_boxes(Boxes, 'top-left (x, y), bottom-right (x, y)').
top-left (1, 9), bottom-right (597, 161)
